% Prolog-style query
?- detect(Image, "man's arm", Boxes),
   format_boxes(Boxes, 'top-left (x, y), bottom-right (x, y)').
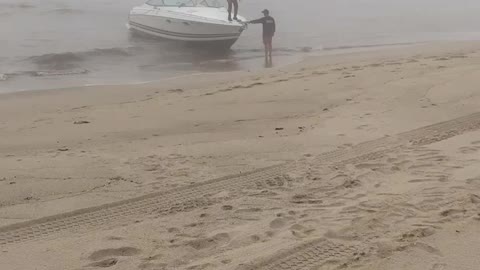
top-left (273, 18), bottom-right (276, 35)
top-left (248, 18), bottom-right (264, 24)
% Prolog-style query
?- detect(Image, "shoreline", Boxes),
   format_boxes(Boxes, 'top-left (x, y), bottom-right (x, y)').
top-left (0, 40), bottom-right (428, 96)
top-left (2, 40), bottom-right (480, 270)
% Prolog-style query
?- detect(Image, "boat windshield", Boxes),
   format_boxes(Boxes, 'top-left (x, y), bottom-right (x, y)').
top-left (146, 0), bottom-right (195, 7)
top-left (146, 0), bottom-right (222, 7)
top-left (198, 0), bottom-right (222, 7)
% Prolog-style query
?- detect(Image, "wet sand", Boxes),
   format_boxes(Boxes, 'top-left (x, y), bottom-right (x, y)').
top-left (1, 42), bottom-right (480, 270)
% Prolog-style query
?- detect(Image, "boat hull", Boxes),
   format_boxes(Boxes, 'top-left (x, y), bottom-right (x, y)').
top-left (128, 5), bottom-right (245, 49)
top-left (129, 25), bottom-right (239, 50)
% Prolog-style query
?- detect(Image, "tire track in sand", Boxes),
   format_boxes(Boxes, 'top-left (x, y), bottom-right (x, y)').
top-left (245, 112), bottom-right (480, 270)
top-left (1, 112), bottom-right (480, 247)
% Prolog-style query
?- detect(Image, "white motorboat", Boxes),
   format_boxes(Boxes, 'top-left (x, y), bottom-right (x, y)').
top-left (128, 0), bottom-right (247, 49)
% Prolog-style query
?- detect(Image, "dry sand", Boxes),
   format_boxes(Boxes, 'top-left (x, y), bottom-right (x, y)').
top-left (1, 42), bottom-right (480, 270)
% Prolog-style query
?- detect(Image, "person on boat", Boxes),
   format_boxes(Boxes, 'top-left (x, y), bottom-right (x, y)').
top-left (227, 0), bottom-right (239, 21)
top-left (248, 9), bottom-right (276, 60)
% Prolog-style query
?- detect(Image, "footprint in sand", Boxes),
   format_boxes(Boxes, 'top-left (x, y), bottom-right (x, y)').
top-left (418, 155), bottom-right (448, 162)
top-left (290, 194), bottom-right (323, 205)
top-left (398, 228), bottom-right (436, 242)
top-left (105, 236), bottom-right (124, 241)
top-left (143, 254), bottom-right (163, 262)
top-left (234, 207), bottom-right (262, 214)
top-left (440, 208), bottom-right (467, 218)
top-left (138, 262), bottom-right (169, 269)
top-left (470, 194), bottom-right (480, 204)
top-left (168, 88), bottom-right (184, 93)
top-left (88, 247), bottom-right (141, 261)
top-left (186, 263), bottom-right (216, 269)
top-left (355, 163), bottom-right (385, 170)
top-left (406, 242), bottom-right (443, 256)
top-left (249, 235), bottom-right (261, 242)
top-left (466, 177), bottom-right (480, 185)
top-left (88, 258), bottom-right (118, 268)
top-left (269, 217), bottom-right (289, 229)
top-left (187, 233), bottom-right (231, 250)
top-left (385, 61), bottom-right (403, 66)
top-left (167, 227), bottom-right (180, 233)
top-left (265, 231), bottom-right (276, 237)
top-left (356, 124), bottom-right (370, 130)
top-left (409, 178), bottom-right (438, 183)
top-left (408, 164), bottom-right (434, 170)
top-left (431, 263), bottom-right (447, 270)
top-left (459, 146), bottom-right (480, 154)
top-left (393, 160), bottom-right (413, 169)
top-left (342, 179), bottom-right (361, 188)
top-left (289, 224), bottom-right (315, 238)
top-left (368, 63), bottom-right (383, 67)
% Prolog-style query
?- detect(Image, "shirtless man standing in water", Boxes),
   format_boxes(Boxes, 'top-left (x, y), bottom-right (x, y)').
top-left (227, 0), bottom-right (239, 21)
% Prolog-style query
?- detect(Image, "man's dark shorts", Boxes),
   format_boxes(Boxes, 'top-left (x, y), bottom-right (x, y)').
top-left (263, 35), bottom-right (273, 45)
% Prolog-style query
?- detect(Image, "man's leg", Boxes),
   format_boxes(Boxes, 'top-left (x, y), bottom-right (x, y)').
top-left (227, 0), bottom-right (232, 21)
top-left (232, 0), bottom-right (238, 20)
top-left (265, 37), bottom-right (272, 59)
top-left (268, 41), bottom-right (273, 58)
top-left (263, 37), bottom-right (268, 59)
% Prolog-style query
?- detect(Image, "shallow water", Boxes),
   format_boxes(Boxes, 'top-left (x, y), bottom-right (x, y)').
top-left (1, 0), bottom-right (480, 93)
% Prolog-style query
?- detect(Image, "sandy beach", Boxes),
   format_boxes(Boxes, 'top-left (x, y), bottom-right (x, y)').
top-left (1, 42), bottom-right (480, 270)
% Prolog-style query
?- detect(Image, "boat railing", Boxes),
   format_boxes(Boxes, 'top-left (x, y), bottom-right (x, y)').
top-left (146, 0), bottom-right (223, 8)
top-left (164, 9), bottom-right (242, 25)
